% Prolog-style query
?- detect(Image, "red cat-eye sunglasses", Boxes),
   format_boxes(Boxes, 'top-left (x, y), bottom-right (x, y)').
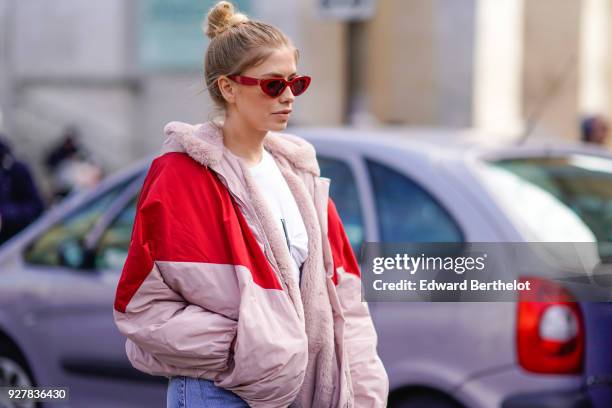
top-left (227, 74), bottom-right (311, 98)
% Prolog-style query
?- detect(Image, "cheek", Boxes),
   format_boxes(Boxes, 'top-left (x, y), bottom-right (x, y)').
top-left (236, 89), bottom-right (276, 124)
top-left (249, 94), bottom-right (275, 117)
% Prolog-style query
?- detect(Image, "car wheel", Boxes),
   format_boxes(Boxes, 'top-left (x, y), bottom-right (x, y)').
top-left (389, 390), bottom-right (464, 408)
top-left (0, 341), bottom-right (37, 408)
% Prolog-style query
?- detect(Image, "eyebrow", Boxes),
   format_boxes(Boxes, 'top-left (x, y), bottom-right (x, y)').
top-left (261, 72), bottom-right (297, 78)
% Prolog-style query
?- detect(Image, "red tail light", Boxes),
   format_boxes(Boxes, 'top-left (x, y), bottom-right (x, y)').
top-left (516, 276), bottom-right (584, 374)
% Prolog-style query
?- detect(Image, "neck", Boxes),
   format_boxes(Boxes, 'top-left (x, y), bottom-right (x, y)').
top-left (222, 113), bottom-right (268, 167)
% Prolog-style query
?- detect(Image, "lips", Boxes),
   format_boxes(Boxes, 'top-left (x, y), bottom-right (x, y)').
top-left (273, 110), bottom-right (292, 114)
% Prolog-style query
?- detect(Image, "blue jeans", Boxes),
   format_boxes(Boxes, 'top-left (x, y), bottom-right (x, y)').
top-left (166, 376), bottom-right (249, 407)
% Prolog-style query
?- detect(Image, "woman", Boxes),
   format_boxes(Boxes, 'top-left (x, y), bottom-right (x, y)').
top-left (113, 1), bottom-right (388, 407)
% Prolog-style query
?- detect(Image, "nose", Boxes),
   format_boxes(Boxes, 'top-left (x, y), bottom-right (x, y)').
top-left (279, 84), bottom-right (295, 103)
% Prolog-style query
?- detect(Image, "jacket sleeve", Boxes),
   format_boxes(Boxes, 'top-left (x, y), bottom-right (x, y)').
top-left (327, 198), bottom-right (389, 407)
top-left (113, 158), bottom-right (238, 378)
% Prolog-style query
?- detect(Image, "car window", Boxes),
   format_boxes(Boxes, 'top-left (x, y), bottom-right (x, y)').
top-left (23, 178), bottom-right (135, 268)
top-left (484, 155), bottom-right (612, 261)
top-left (366, 159), bottom-right (463, 242)
top-left (318, 156), bottom-right (364, 255)
top-left (95, 194), bottom-right (138, 271)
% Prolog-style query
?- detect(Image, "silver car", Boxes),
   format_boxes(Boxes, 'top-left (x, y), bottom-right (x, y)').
top-left (0, 127), bottom-right (609, 407)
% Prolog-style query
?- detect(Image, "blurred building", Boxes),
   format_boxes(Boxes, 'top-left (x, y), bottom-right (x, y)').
top-left (0, 0), bottom-right (611, 180)
top-left (365, 0), bottom-right (611, 143)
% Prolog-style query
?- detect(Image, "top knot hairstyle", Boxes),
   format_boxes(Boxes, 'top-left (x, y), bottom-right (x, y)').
top-left (204, 0), bottom-right (249, 39)
top-left (202, 1), bottom-right (299, 110)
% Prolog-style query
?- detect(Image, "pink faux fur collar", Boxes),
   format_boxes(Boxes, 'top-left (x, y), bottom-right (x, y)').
top-left (162, 121), bottom-right (320, 176)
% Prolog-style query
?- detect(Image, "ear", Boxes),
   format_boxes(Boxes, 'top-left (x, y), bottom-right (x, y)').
top-left (217, 75), bottom-right (237, 104)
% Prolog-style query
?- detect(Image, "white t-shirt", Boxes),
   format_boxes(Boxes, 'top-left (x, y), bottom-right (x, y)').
top-left (248, 150), bottom-right (309, 286)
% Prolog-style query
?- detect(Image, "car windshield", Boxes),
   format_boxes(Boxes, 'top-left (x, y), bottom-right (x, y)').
top-left (479, 154), bottom-right (612, 262)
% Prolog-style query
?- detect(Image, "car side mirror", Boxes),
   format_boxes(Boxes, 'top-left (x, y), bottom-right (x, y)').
top-left (57, 238), bottom-right (95, 270)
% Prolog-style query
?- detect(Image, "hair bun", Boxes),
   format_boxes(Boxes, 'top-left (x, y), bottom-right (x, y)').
top-left (204, 1), bottom-right (249, 40)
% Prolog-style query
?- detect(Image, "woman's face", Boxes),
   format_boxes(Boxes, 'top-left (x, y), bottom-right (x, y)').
top-left (226, 46), bottom-right (299, 133)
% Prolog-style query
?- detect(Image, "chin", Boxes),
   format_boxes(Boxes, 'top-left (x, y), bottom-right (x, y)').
top-left (269, 121), bottom-right (288, 132)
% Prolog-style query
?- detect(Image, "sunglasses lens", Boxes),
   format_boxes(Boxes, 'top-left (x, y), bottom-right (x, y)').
top-left (290, 77), bottom-right (309, 96)
top-left (263, 79), bottom-right (286, 97)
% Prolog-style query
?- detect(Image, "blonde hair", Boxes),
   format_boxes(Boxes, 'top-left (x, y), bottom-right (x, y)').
top-left (202, 1), bottom-right (299, 119)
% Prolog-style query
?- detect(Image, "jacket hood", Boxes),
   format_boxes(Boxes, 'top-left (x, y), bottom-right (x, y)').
top-left (162, 121), bottom-right (320, 176)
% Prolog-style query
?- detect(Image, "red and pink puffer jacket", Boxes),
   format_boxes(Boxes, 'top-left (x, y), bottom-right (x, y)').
top-left (113, 121), bottom-right (389, 407)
